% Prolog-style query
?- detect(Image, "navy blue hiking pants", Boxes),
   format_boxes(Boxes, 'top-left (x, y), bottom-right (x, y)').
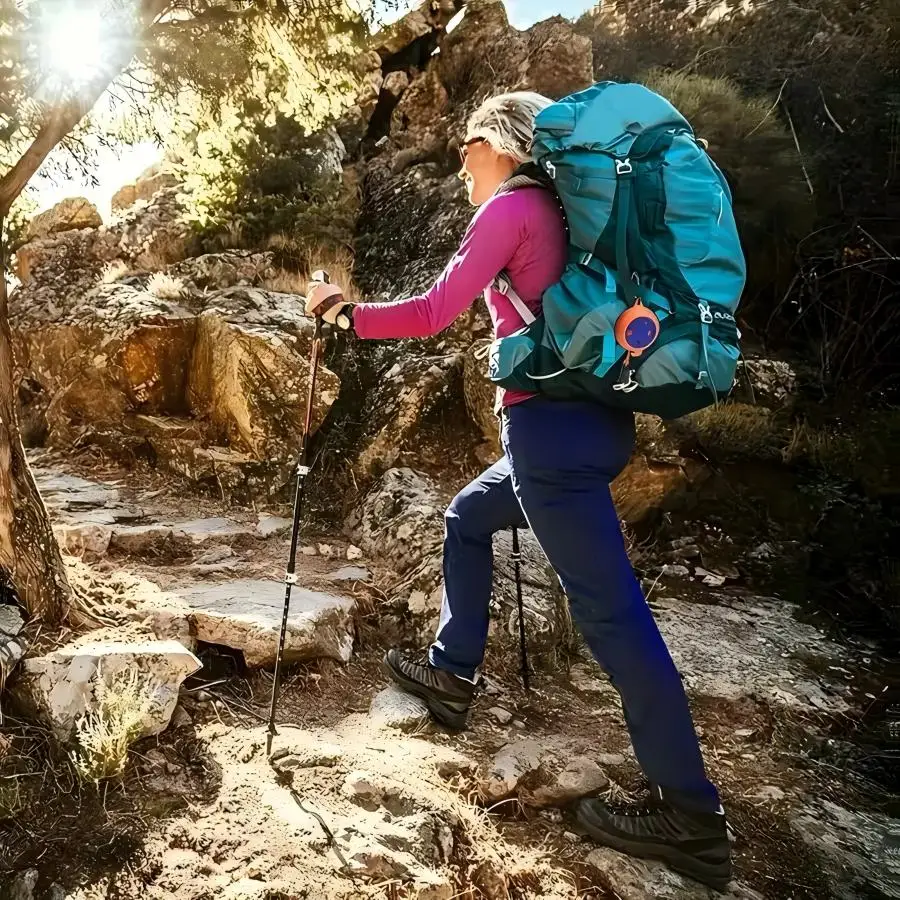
top-left (429, 396), bottom-right (719, 813)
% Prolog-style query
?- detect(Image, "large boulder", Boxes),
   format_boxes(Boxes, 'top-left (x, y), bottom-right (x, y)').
top-left (18, 632), bottom-right (200, 742)
top-left (519, 17), bottom-right (594, 98)
top-left (347, 468), bottom-right (569, 656)
top-left (26, 197), bottom-right (102, 241)
top-left (368, 0), bottom-right (461, 60)
top-left (11, 267), bottom-right (339, 499)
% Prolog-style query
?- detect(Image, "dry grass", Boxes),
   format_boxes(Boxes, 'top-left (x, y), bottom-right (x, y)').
top-left (782, 421), bottom-right (858, 475)
top-left (99, 260), bottom-right (130, 284)
top-left (689, 402), bottom-right (784, 461)
top-left (263, 237), bottom-right (360, 300)
top-left (71, 668), bottom-right (159, 784)
top-left (146, 272), bottom-right (186, 300)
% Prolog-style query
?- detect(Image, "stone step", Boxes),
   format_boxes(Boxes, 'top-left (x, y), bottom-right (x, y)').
top-left (133, 577), bottom-right (355, 669)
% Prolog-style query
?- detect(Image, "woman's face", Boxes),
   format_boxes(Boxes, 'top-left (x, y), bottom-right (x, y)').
top-left (458, 137), bottom-right (517, 206)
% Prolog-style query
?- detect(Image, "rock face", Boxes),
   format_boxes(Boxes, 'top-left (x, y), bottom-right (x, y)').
top-left (652, 593), bottom-right (853, 713)
top-left (111, 163), bottom-right (179, 212)
top-left (133, 578), bottom-right (355, 669)
top-left (11, 268), bottom-right (339, 500)
top-left (26, 197), bottom-right (102, 240)
top-left (348, 468), bottom-right (568, 655)
top-left (19, 634), bottom-right (200, 742)
top-left (790, 800), bottom-right (900, 900)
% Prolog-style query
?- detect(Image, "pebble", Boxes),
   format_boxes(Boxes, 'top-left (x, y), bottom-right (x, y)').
top-left (300, 545), bottom-right (317, 556)
top-left (489, 707), bottom-right (513, 725)
top-left (563, 831), bottom-right (581, 843)
top-left (754, 785), bottom-right (786, 801)
top-left (346, 544), bottom-right (363, 560)
top-left (595, 752), bottom-right (626, 767)
top-left (317, 543), bottom-right (335, 558)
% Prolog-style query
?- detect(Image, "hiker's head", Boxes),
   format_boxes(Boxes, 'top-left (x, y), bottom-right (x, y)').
top-left (458, 91), bottom-right (552, 205)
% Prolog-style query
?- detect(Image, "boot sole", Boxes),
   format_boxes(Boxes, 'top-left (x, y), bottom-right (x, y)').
top-left (576, 801), bottom-right (732, 893)
top-left (383, 653), bottom-right (470, 732)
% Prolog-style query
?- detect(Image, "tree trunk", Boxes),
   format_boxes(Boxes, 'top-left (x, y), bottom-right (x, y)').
top-left (0, 221), bottom-right (70, 624)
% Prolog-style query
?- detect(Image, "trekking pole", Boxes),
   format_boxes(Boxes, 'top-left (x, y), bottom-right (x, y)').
top-left (266, 269), bottom-right (329, 758)
top-left (511, 526), bottom-right (530, 691)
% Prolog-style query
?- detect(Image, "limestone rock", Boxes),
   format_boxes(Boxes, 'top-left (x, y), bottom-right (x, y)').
top-left (383, 70), bottom-right (410, 99)
top-left (27, 197), bottom-right (102, 240)
top-left (145, 578), bottom-right (354, 668)
top-left (734, 358), bottom-right (798, 407)
top-left (368, 0), bottom-right (461, 59)
top-left (257, 514), bottom-right (292, 537)
top-left (54, 522), bottom-right (113, 556)
top-left (19, 635), bottom-right (200, 742)
top-left (12, 276), bottom-right (339, 499)
top-left (653, 593), bottom-right (852, 713)
top-left (479, 739), bottom-right (545, 803)
top-left (111, 165), bottom-right (179, 213)
top-left (791, 800), bottom-right (900, 899)
top-left (369, 685), bottom-right (429, 731)
top-left (524, 755), bottom-right (608, 808)
top-left (585, 848), bottom-right (762, 900)
top-left (391, 68), bottom-right (449, 145)
top-left (480, 740), bottom-right (607, 808)
top-left (351, 353), bottom-right (465, 481)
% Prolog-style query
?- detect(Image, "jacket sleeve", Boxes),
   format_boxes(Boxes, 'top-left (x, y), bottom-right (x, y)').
top-left (352, 193), bottom-right (524, 340)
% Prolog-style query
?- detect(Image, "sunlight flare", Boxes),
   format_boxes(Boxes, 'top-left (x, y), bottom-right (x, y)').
top-left (39, 1), bottom-right (134, 90)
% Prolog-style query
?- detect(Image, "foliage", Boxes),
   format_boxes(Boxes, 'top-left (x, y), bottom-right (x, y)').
top-left (70, 668), bottom-right (158, 783)
top-left (182, 114), bottom-right (359, 257)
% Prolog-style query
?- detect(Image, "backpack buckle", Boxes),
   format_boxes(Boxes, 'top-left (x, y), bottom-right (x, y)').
top-left (615, 158), bottom-right (633, 176)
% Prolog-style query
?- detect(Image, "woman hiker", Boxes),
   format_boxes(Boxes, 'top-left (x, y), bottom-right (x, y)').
top-left (305, 92), bottom-right (732, 891)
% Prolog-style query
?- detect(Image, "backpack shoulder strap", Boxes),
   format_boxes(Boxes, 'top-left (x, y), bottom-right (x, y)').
top-left (494, 272), bottom-right (536, 326)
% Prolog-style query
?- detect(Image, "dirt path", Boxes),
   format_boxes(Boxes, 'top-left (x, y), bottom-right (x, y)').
top-left (1, 450), bottom-right (898, 900)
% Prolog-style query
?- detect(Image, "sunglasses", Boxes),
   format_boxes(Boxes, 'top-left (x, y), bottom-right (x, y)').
top-left (458, 137), bottom-right (486, 166)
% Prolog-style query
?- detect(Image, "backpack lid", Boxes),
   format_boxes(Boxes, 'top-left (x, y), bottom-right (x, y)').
top-left (533, 81), bottom-right (692, 154)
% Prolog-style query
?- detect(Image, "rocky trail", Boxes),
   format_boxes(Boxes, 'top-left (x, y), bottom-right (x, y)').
top-left (1, 450), bottom-right (898, 900)
top-left (2, 1), bottom-right (898, 896)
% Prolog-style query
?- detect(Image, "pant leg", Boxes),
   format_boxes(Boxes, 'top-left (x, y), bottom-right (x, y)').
top-left (429, 457), bottom-right (526, 679)
top-left (502, 398), bottom-right (720, 813)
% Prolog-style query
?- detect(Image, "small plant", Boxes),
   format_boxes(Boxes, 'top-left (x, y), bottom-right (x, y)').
top-left (71, 668), bottom-right (159, 784)
top-left (264, 238), bottom-right (360, 300)
top-left (99, 260), bottom-right (130, 284)
top-left (146, 272), bottom-right (186, 300)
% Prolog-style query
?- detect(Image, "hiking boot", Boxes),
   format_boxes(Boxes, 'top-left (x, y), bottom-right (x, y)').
top-left (384, 649), bottom-right (477, 731)
top-left (576, 792), bottom-right (732, 891)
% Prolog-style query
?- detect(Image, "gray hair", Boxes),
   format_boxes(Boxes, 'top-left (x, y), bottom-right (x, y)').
top-left (465, 91), bottom-right (553, 164)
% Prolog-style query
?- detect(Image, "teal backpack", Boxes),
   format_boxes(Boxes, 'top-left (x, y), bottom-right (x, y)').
top-left (487, 81), bottom-right (747, 420)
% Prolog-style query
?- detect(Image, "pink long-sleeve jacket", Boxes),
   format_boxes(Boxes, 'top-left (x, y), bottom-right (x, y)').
top-left (352, 185), bottom-right (567, 406)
